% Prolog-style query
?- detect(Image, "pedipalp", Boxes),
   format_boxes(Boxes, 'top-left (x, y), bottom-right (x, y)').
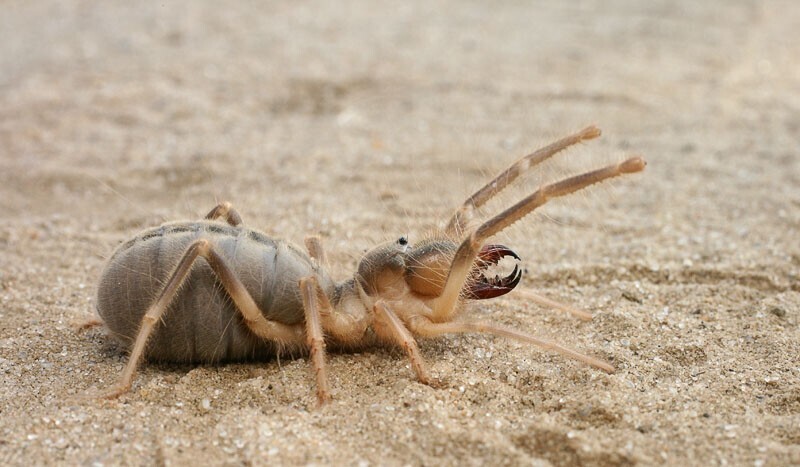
top-left (432, 156), bottom-right (645, 323)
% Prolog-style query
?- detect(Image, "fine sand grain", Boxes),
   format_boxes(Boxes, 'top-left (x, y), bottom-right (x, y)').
top-left (1, 1), bottom-right (799, 465)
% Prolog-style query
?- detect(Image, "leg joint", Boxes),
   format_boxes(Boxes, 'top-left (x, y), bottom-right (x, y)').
top-left (142, 314), bottom-right (158, 325)
top-left (307, 335), bottom-right (326, 349)
top-left (193, 238), bottom-right (212, 254)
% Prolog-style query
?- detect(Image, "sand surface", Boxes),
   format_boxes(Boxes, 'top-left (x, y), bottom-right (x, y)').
top-left (1, 1), bottom-right (799, 465)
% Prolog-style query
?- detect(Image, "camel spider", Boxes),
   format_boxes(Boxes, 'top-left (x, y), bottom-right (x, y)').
top-left (92, 126), bottom-right (645, 404)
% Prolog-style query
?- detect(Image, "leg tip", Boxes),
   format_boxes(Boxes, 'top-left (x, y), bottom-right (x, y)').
top-left (316, 393), bottom-right (332, 407)
top-left (580, 126), bottom-right (602, 140)
top-left (620, 156), bottom-right (646, 173)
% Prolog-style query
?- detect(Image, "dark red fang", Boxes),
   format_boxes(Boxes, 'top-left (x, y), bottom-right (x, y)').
top-left (465, 244), bottom-right (522, 300)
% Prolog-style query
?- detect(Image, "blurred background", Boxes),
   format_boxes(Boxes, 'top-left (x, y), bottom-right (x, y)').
top-left (1, 1), bottom-right (798, 465)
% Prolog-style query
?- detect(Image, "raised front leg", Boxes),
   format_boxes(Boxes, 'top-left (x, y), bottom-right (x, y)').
top-left (445, 126), bottom-right (601, 236)
top-left (98, 238), bottom-right (304, 399)
top-left (433, 157), bottom-right (646, 322)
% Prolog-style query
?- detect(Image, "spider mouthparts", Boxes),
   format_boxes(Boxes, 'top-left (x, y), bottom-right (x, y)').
top-left (476, 244), bottom-right (520, 264)
top-left (465, 244), bottom-right (523, 300)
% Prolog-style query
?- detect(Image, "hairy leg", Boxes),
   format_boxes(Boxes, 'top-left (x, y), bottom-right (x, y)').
top-left (433, 157), bottom-right (646, 322)
top-left (408, 316), bottom-right (614, 373)
top-left (299, 276), bottom-right (333, 405)
top-left (373, 301), bottom-right (431, 384)
top-left (304, 235), bottom-right (327, 267)
top-left (204, 201), bottom-right (242, 226)
top-left (512, 288), bottom-right (593, 321)
top-left (445, 126), bottom-right (601, 236)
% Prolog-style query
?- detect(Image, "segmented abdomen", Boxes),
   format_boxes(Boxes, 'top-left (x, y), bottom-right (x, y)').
top-left (96, 221), bottom-right (331, 362)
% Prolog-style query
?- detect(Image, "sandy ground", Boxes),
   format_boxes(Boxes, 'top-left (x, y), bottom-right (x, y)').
top-left (1, 1), bottom-right (799, 465)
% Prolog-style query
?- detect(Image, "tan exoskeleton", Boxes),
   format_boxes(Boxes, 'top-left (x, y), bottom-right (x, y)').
top-left (93, 126), bottom-right (645, 405)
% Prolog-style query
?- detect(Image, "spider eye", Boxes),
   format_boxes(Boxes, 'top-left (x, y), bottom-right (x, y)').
top-left (397, 236), bottom-right (408, 246)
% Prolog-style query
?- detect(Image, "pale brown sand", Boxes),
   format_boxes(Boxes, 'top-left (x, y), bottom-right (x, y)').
top-left (1, 1), bottom-right (798, 465)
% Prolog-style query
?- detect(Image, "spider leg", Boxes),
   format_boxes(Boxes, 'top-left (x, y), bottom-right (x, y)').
top-left (433, 157), bottom-right (646, 322)
top-left (445, 126), bottom-right (601, 236)
top-left (409, 317), bottom-right (614, 373)
top-left (512, 288), bottom-right (593, 321)
top-left (373, 301), bottom-right (431, 384)
top-left (299, 276), bottom-right (332, 405)
top-left (204, 201), bottom-right (243, 226)
top-left (304, 235), bottom-right (328, 267)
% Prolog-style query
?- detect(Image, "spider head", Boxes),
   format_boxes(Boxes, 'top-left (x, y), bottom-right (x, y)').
top-left (356, 236), bottom-right (521, 299)
top-left (405, 239), bottom-right (521, 299)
